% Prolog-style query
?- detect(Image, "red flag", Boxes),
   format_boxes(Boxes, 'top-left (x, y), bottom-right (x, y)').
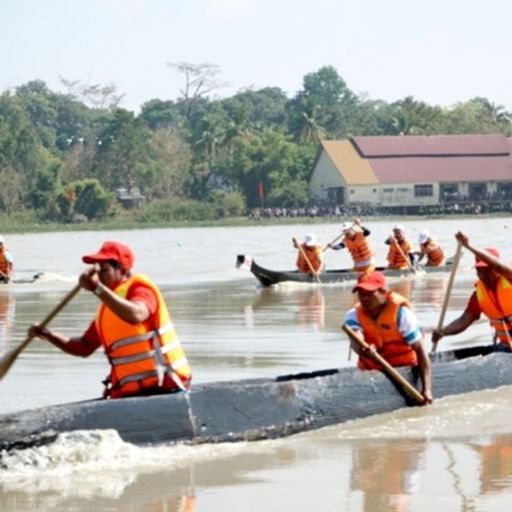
top-left (258, 181), bottom-right (264, 199)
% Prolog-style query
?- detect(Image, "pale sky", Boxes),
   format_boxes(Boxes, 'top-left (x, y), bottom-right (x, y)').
top-left (2, 0), bottom-right (512, 112)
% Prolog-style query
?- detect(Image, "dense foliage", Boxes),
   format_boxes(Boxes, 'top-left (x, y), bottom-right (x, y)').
top-left (1, 66), bottom-right (511, 223)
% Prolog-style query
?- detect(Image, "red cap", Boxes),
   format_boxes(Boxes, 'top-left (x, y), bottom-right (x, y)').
top-left (82, 241), bottom-right (134, 269)
top-left (352, 271), bottom-right (387, 293)
top-left (475, 247), bottom-right (500, 268)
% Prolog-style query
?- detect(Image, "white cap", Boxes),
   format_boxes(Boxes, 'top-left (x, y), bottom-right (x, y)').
top-left (341, 222), bottom-right (353, 232)
top-left (393, 224), bottom-right (404, 232)
top-left (418, 230), bottom-right (430, 244)
top-left (0, 235), bottom-right (4, 244)
top-left (304, 234), bottom-right (317, 247)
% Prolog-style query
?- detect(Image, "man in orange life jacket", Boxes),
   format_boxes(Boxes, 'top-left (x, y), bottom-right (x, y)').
top-left (385, 224), bottom-right (413, 270)
top-left (327, 218), bottom-right (375, 272)
top-left (432, 231), bottom-right (512, 352)
top-left (345, 270), bottom-right (432, 403)
top-left (0, 235), bottom-right (14, 283)
top-left (416, 230), bottom-right (445, 267)
top-left (292, 233), bottom-right (323, 276)
top-left (28, 241), bottom-right (192, 398)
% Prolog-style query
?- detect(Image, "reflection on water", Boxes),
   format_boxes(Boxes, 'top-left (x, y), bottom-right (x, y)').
top-left (350, 439), bottom-right (426, 512)
top-left (248, 286), bottom-right (326, 332)
top-left (3, 427), bottom-right (512, 512)
top-left (472, 435), bottom-right (512, 495)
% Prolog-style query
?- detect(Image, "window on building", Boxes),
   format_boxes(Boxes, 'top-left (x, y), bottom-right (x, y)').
top-left (440, 183), bottom-right (459, 202)
top-left (497, 182), bottom-right (512, 199)
top-left (327, 187), bottom-right (345, 204)
top-left (468, 182), bottom-right (487, 200)
top-left (414, 184), bottom-right (433, 197)
top-left (383, 188), bottom-right (394, 193)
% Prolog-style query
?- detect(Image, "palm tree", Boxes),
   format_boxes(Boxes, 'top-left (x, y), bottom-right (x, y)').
top-left (298, 97), bottom-right (327, 144)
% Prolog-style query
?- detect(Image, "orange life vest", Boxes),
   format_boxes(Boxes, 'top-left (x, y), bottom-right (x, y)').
top-left (345, 232), bottom-right (374, 271)
top-left (296, 244), bottom-right (322, 273)
top-left (387, 238), bottom-right (412, 269)
top-left (475, 277), bottom-right (512, 347)
top-left (0, 246), bottom-right (11, 276)
top-left (356, 292), bottom-right (418, 370)
top-left (95, 274), bottom-right (192, 398)
top-left (421, 238), bottom-right (445, 266)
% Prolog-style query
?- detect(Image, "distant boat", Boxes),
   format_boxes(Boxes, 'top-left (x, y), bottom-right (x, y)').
top-left (0, 272), bottom-right (44, 286)
top-left (0, 343), bottom-right (509, 452)
top-left (236, 255), bottom-right (453, 287)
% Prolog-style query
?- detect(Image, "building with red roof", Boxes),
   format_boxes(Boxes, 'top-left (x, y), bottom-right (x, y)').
top-left (310, 134), bottom-right (512, 210)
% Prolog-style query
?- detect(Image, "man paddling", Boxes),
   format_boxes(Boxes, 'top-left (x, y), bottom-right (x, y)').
top-left (416, 230), bottom-right (445, 267)
top-left (385, 225), bottom-right (413, 270)
top-left (293, 234), bottom-right (323, 276)
top-left (327, 218), bottom-right (375, 272)
top-left (0, 235), bottom-right (13, 283)
top-left (345, 270), bottom-right (432, 403)
top-left (432, 231), bottom-right (512, 352)
top-left (28, 241), bottom-right (192, 398)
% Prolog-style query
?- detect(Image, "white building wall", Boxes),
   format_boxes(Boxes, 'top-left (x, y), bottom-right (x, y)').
top-left (345, 183), bottom-right (439, 207)
top-left (310, 152), bottom-right (345, 200)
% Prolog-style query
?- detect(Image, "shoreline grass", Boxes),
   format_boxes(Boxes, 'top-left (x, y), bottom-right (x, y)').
top-left (0, 211), bottom-right (510, 235)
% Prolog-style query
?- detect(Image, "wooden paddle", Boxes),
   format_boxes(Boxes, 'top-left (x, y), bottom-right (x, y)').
top-left (431, 239), bottom-right (463, 354)
top-left (342, 324), bottom-right (425, 405)
top-left (322, 222), bottom-right (356, 252)
top-left (293, 237), bottom-right (321, 284)
top-left (0, 281), bottom-right (82, 380)
top-left (323, 232), bottom-right (344, 252)
top-left (390, 236), bottom-right (418, 274)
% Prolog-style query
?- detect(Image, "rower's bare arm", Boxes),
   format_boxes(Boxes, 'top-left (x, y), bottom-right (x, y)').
top-left (431, 311), bottom-right (476, 343)
top-left (28, 325), bottom-right (97, 357)
top-left (456, 231), bottom-right (512, 279)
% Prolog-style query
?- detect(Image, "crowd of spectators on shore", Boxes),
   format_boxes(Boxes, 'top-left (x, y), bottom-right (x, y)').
top-left (248, 199), bottom-right (512, 220)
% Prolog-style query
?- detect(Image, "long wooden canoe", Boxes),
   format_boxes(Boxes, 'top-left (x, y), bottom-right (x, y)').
top-left (0, 344), bottom-right (510, 452)
top-left (236, 255), bottom-right (453, 287)
top-left (0, 272), bottom-right (44, 286)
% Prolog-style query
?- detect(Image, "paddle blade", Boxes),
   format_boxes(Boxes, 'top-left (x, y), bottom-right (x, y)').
top-left (0, 282), bottom-right (81, 381)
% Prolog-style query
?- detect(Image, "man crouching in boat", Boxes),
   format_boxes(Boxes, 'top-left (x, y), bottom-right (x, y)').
top-left (292, 234), bottom-right (323, 276)
top-left (432, 231), bottom-right (512, 352)
top-left (28, 241), bottom-right (192, 398)
top-left (345, 271), bottom-right (433, 403)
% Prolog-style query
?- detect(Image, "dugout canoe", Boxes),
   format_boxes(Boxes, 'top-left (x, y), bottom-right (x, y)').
top-left (0, 272), bottom-right (45, 286)
top-left (236, 255), bottom-right (453, 287)
top-left (0, 344), bottom-right (511, 452)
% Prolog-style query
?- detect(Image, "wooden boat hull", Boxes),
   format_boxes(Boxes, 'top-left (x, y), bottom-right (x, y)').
top-left (0, 272), bottom-right (44, 286)
top-left (0, 344), bottom-right (510, 451)
top-left (236, 255), bottom-right (453, 287)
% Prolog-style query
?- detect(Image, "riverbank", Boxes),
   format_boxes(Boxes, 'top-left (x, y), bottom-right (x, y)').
top-left (0, 210), bottom-right (510, 235)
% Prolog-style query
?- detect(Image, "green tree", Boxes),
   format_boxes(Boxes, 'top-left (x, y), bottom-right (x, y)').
top-left (15, 80), bottom-right (58, 148)
top-left (71, 178), bottom-right (114, 220)
top-left (94, 109), bottom-right (153, 191)
top-left (0, 92), bottom-right (41, 178)
top-left (288, 66), bottom-right (357, 138)
top-left (143, 128), bottom-right (192, 199)
top-left (139, 99), bottom-right (184, 132)
top-left (222, 87), bottom-right (288, 128)
top-left (376, 96), bottom-right (444, 135)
